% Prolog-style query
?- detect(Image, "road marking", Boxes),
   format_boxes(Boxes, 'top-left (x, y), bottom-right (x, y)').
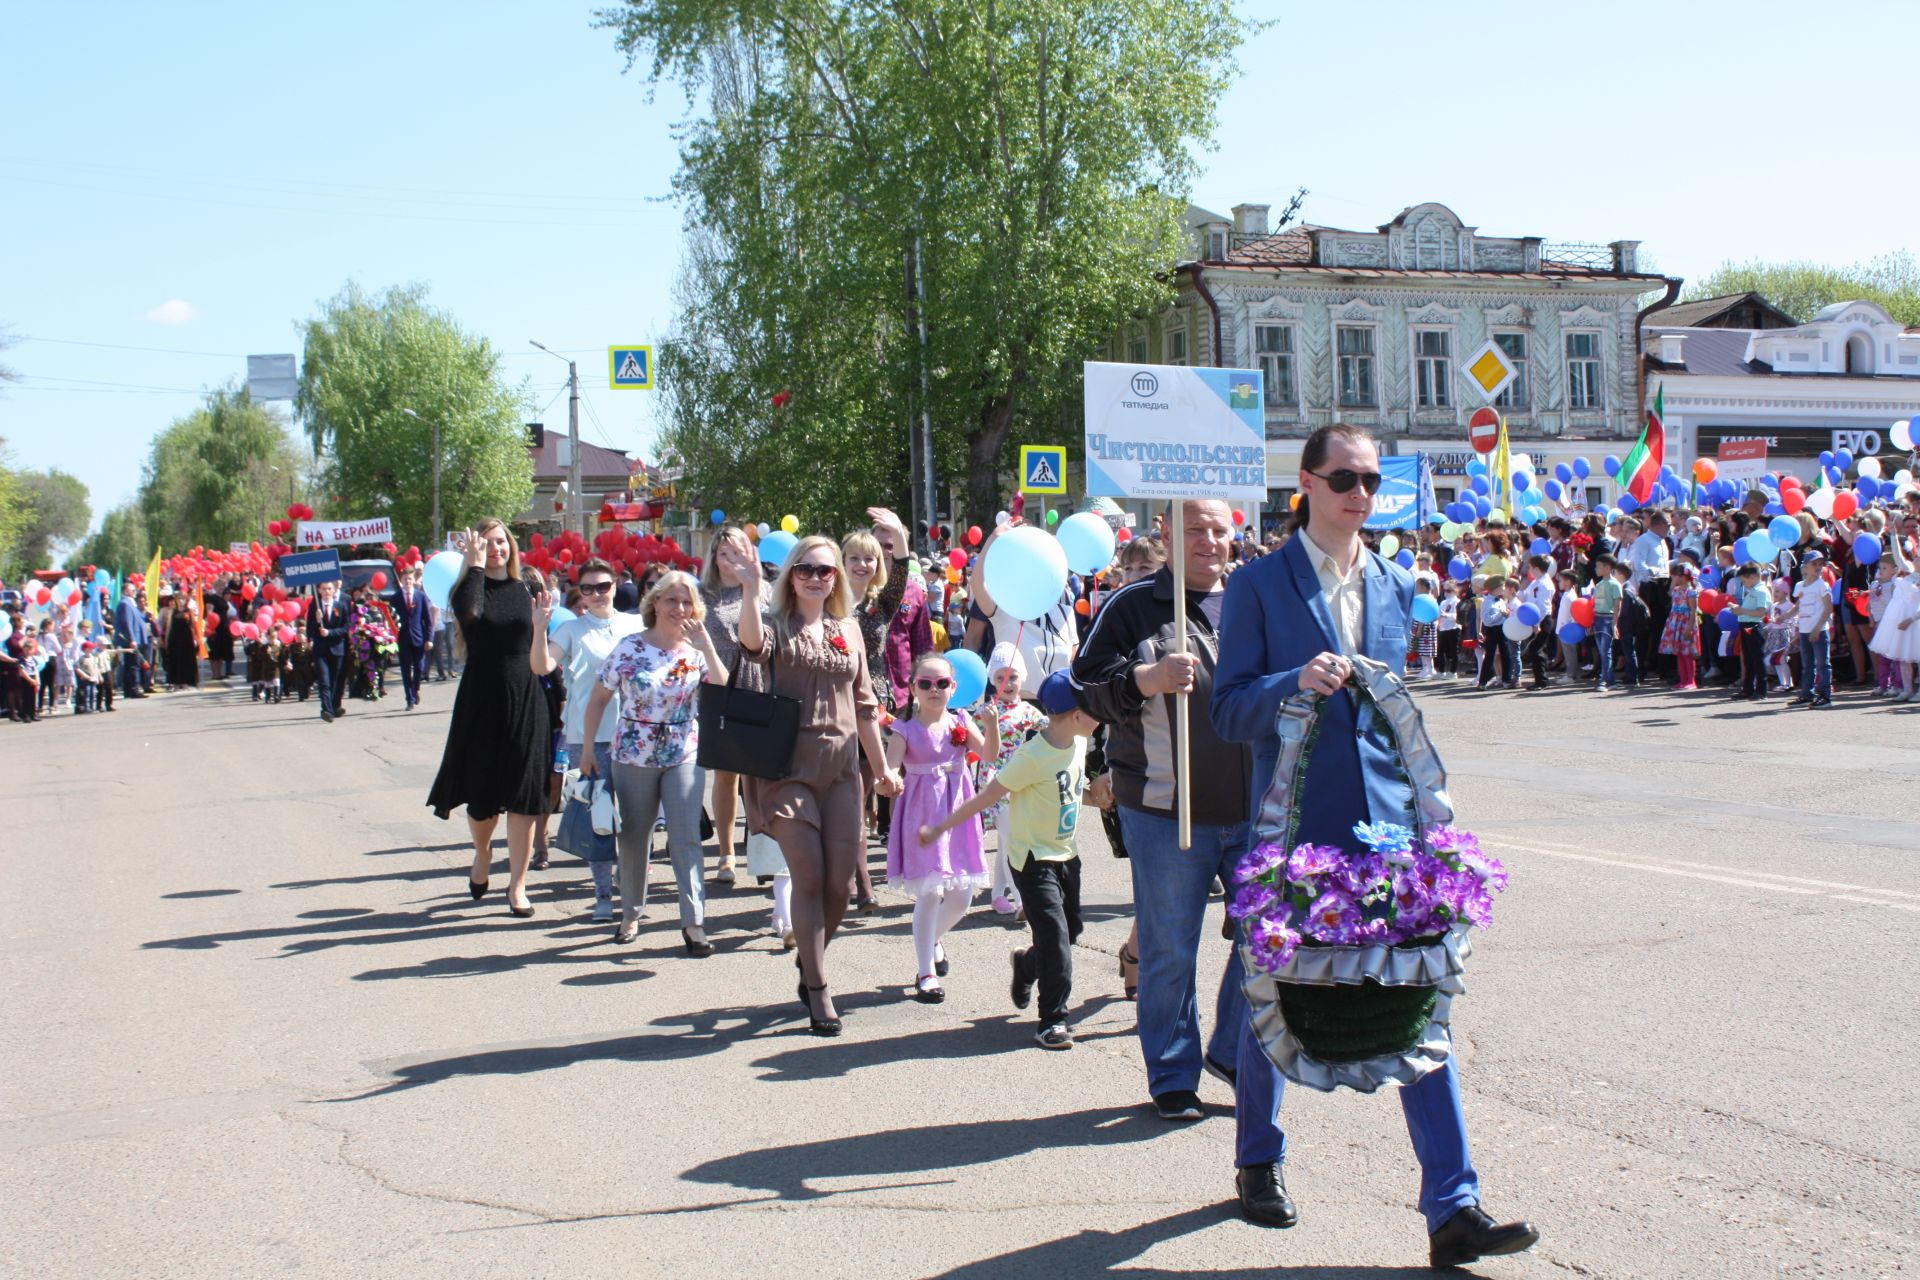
top-left (1483, 838), bottom-right (1920, 914)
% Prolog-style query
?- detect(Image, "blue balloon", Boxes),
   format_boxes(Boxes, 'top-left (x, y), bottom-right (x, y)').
top-left (945, 647), bottom-right (988, 708)
top-left (1544, 478), bottom-right (1564, 501)
top-left (1854, 533), bottom-right (1883, 565)
top-left (1555, 463), bottom-right (1573, 485)
top-left (1574, 457), bottom-right (1592, 479)
top-left (1529, 538), bottom-right (1551, 556)
top-left (420, 550), bottom-right (464, 609)
top-left (1512, 471), bottom-right (1531, 492)
top-left (1763, 500), bottom-right (1784, 517)
top-left (1412, 595), bottom-right (1441, 624)
top-left (1524, 505), bottom-right (1546, 523)
top-left (1474, 496), bottom-right (1493, 517)
top-left (1470, 476), bottom-right (1490, 496)
top-left (1557, 622), bottom-right (1587, 645)
top-left (1617, 493), bottom-right (1640, 514)
top-left (1826, 466), bottom-right (1845, 486)
top-left (1768, 515), bottom-right (1801, 546)
top-left (1739, 533), bottom-right (1773, 564)
top-left (1819, 450), bottom-right (1836, 468)
top-left (1604, 455), bottom-right (1622, 477)
top-left (981, 525), bottom-right (1070, 621)
top-left (1449, 555), bottom-right (1474, 582)
top-left (710, 508), bottom-right (726, 526)
top-left (1857, 478), bottom-right (1880, 503)
top-left (1716, 608), bottom-right (1738, 632)
top-left (1700, 565), bottom-right (1721, 590)
top-left (1836, 450), bottom-right (1854, 471)
top-left (1395, 549), bottom-right (1415, 569)
top-left (547, 604), bottom-right (577, 633)
top-left (1515, 602), bottom-right (1543, 627)
top-left (758, 529), bottom-right (799, 566)
top-left (1465, 458), bottom-right (1487, 478)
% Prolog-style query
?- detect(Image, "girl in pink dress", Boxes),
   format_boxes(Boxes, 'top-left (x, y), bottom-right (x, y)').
top-left (885, 652), bottom-right (990, 1003)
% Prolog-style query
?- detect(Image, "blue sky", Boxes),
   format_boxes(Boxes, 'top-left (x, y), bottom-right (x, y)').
top-left (5, 0), bottom-right (1916, 539)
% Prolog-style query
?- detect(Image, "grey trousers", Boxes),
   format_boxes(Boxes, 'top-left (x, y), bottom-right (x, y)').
top-left (610, 758), bottom-right (706, 927)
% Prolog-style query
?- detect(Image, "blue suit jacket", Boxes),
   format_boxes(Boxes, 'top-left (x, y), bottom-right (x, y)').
top-left (390, 587), bottom-right (434, 647)
top-left (1209, 534), bottom-right (1416, 848)
top-left (113, 597), bottom-right (147, 648)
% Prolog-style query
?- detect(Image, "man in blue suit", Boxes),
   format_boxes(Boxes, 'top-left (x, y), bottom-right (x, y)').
top-left (112, 589), bottom-right (149, 700)
top-left (307, 579), bottom-right (349, 722)
top-left (1211, 424), bottom-right (1537, 1269)
top-left (389, 565), bottom-right (434, 710)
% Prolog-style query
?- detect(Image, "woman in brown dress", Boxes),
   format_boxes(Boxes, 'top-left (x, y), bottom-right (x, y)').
top-left (726, 534), bottom-right (901, 1035)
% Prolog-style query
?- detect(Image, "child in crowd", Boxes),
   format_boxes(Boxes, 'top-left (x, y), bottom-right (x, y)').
top-left (885, 652), bottom-right (991, 1004)
top-left (1867, 558), bottom-right (1902, 695)
top-left (1590, 554), bottom-right (1621, 691)
top-left (1518, 555), bottom-right (1556, 689)
top-left (74, 642), bottom-right (109, 712)
top-left (1790, 553), bottom-right (1835, 709)
top-left (1661, 561), bottom-right (1702, 690)
top-left (1765, 580), bottom-right (1796, 691)
top-left (1475, 577), bottom-right (1510, 689)
top-left (1552, 568), bottom-right (1581, 682)
top-left (1411, 576), bottom-right (1439, 680)
top-left (1732, 563), bottom-right (1772, 701)
top-left (49, 624), bottom-right (76, 714)
top-left (1436, 580), bottom-right (1462, 679)
top-left (1455, 580), bottom-right (1480, 680)
top-left (1613, 562), bottom-right (1648, 688)
top-left (982, 643), bottom-right (1047, 915)
top-left (921, 672), bottom-right (1098, 1050)
top-left (1868, 552), bottom-right (1920, 701)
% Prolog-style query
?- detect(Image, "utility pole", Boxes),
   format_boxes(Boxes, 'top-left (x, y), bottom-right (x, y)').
top-left (400, 410), bottom-right (443, 545)
top-left (532, 341), bottom-right (585, 541)
top-left (905, 229), bottom-right (938, 554)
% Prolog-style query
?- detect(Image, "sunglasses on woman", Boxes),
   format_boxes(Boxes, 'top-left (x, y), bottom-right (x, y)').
top-left (1305, 467), bottom-right (1384, 495)
top-left (578, 581), bottom-right (615, 595)
top-left (791, 563), bottom-right (838, 582)
top-left (914, 676), bottom-right (954, 691)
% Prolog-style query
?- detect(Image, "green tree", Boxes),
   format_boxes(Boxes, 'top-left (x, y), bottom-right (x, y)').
top-left (601, 0), bottom-right (1247, 531)
top-left (1686, 251), bottom-right (1920, 326)
top-left (136, 386), bottom-right (308, 553)
top-left (297, 282), bottom-right (534, 546)
top-left (71, 503), bottom-right (151, 576)
top-left (2, 467), bottom-right (90, 573)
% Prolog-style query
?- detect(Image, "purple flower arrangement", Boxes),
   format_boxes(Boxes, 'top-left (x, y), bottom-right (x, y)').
top-left (1231, 821), bottom-right (1509, 974)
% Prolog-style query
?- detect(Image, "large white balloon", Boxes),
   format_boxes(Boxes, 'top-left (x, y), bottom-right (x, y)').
top-left (1501, 613), bottom-right (1535, 643)
top-left (1805, 487), bottom-right (1837, 520)
top-left (1858, 456), bottom-right (1883, 480)
top-left (1054, 511), bottom-right (1117, 576)
top-left (1890, 419), bottom-right (1914, 452)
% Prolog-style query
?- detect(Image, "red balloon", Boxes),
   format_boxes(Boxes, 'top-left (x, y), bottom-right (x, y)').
top-left (967, 525), bottom-right (983, 546)
top-left (1570, 598), bottom-right (1597, 627)
top-left (34, 588), bottom-right (51, 605)
top-left (1832, 492), bottom-right (1859, 520)
top-left (1231, 510), bottom-right (1246, 526)
top-left (948, 548), bottom-right (967, 569)
top-left (370, 571), bottom-right (388, 590)
top-left (1781, 487), bottom-right (1805, 515)
top-left (241, 582), bottom-right (258, 601)
top-left (1116, 528), bottom-right (1133, 544)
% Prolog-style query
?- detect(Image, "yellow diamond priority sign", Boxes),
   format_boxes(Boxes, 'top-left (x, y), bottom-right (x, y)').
top-left (1462, 340), bottom-right (1517, 403)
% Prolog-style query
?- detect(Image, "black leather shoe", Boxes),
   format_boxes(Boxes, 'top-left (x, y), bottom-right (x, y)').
top-left (1235, 1162), bottom-right (1298, 1229)
top-left (1428, 1205), bottom-right (1539, 1269)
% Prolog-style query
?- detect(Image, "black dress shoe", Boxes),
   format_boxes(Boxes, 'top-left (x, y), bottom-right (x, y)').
top-left (1235, 1162), bottom-right (1298, 1229)
top-left (1428, 1205), bottom-right (1539, 1269)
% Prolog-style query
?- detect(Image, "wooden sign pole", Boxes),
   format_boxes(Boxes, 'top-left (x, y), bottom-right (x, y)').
top-left (1171, 499), bottom-right (1192, 851)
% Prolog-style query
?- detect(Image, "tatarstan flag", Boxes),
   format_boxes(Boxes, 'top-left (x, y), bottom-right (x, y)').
top-left (1621, 383), bottom-right (1666, 505)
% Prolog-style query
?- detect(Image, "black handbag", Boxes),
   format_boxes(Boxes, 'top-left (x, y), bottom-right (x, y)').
top-left (696, 649), bottom-right (800, 780)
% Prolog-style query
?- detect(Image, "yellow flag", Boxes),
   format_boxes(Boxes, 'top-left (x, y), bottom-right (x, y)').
top-left (144, 546), bottom-right (164, 609)
top-left (1493, 416), bottom-right (1514, 519)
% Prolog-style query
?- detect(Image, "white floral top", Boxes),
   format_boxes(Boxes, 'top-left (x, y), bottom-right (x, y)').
top-left (597, 635), bottom-right (708, 768)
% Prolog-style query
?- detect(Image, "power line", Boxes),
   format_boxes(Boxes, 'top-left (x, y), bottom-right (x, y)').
top-left (18, 335), bottom-right (245, 357)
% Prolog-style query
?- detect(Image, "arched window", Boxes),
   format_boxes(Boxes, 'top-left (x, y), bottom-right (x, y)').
top-left (1845, 333), bottom-right (1874, 374)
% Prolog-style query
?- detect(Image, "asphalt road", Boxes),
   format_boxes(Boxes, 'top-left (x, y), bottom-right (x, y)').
top-left (4, 673), bottom-right (1916, 1278)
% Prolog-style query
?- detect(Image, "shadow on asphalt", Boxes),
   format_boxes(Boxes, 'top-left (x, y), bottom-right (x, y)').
top-left (921, 1205), bottom-right (1448, 1278)
top-left (160, 888), bottom-right (242, 899)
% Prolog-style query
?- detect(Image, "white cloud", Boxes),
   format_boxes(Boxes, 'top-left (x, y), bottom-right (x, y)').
top-left (144, 299), bottom-right (198, 325)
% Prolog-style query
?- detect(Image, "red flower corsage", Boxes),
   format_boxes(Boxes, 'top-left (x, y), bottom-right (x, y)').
top-left (827, 630), bottom-right (848, 654)
top-left (1570, 533), bottom-right (1594, 550)
top-left (949, 717), bottom-right (970, 747)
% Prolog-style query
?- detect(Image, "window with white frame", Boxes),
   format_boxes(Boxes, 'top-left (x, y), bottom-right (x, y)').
top-left (1336, 325), bottom-right (1376, 407)
top-left (1413, 330), bottom-right (1451, 408)
top-left (1207, 229), bottom-right (1227, 260)
top-left (1255, 324), bottom-right (1294, 405)
top-left (1565, 332), bottom-right (1603, 410)
top-left (1164, 325), bottom-right (1188, 366)
top-left (1127, 327), bottom-right (1148, 364)
top-left (1493, 331), bottom-right (1529, 409)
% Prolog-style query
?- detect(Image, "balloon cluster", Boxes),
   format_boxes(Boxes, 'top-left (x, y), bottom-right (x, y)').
top-left (523, 527), bottom-right (699, 583)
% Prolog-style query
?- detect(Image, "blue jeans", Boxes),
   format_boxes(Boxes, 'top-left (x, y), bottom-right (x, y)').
top-left (1117, 805), bottom-right (1251, 1097)
top-left (1235, 1003), bottom-right (1482, 1230)
top-left (1797, 631), bottom-right (1830, 699)
top-left (1591, 621), bottom-right (1615, 687)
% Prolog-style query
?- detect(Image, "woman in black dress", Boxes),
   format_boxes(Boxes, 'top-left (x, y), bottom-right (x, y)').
top-left (164, 595), bottom-right (201, 688)
top-left (426, 518), bottom-right (556, 917)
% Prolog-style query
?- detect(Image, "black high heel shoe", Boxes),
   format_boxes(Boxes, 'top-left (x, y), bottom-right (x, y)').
top-left (682, 928), bottom-right (714, 958)
top-left (805, 984), bottom-right (842, 1037)
top-left (468, 878), bottom-right (490, 901)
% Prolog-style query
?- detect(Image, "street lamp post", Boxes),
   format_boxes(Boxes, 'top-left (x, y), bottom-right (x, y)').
top-left (400, 409), bottom-right (442, 545)
top-left (530, 340), bottom-right (583, 541)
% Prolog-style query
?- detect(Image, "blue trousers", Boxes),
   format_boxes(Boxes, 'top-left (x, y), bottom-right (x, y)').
top-left (1117, 805), bottom-right (1251, 1096)
top-left (1797, 631), bottom-right (1831, 699)
top-left (1591, 622), bottom-right (1615, 688)
top-left (1234, 982), bottom-right (1482, 1231)
top-left (313, 651), bottom-right (344, 717)
top-left (398, 642), bottom-right (428, 706)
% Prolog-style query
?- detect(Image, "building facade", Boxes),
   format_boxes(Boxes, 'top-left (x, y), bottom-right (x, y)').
top-left (1106, 201), bottom-right (1677, 525)
top-left (1645, 300), bottom-right (1920, 479)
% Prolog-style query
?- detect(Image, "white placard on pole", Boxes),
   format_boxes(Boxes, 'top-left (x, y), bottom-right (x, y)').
top-left (1085, 362), bottom-right (1265, 849)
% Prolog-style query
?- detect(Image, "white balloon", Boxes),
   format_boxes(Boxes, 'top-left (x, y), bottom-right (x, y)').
top-left (1895, 481), bottom-right (1917, 502)
top-left (995, 510), bottom-right (1010, 527)
top-left (1805, 487), bottom-right (1836, 520)
top-left (1380, 534), bottom-right (1401, 557)
top-left (1890, 419), bottom-right (1914, 452)
top-left (1896, 469), bottom-right (1914, 486)
top-left (1501, 614), bottom-right (1535, 642)
top-left (1858, 456), bottom-right (1884, 480)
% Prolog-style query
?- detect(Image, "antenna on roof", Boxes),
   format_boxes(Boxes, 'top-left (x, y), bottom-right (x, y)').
top-left (1274, 187), bottom-right (1308, 231)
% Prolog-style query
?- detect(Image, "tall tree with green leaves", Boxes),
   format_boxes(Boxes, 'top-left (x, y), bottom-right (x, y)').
top-left (600, 0), bottom-right (1246, 530)
top-left (1686, 251), bottom-right (1920, 326)
top-left (71, 503), bottom-right (151, 576)
top-left (2, 467), bottom-right (90, 573)
top-left (298, 283), bottom-right (534, 546)
top-left (135, 386), bottom-right (307, 553)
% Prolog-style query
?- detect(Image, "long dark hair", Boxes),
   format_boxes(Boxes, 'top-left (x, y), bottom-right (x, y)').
top-left (1291, 424), bottom-right (1378, 533)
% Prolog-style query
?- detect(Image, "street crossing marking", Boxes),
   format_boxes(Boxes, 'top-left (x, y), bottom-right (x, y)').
top-left (1486, 838), bottom-right (1920, 913)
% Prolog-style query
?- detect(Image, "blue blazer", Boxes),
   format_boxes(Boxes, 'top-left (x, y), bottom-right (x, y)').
top-left (390, 587), bottom-right (434, 648)
top-left (1209, 534), bottom-right (1416, 848)
top-left (113, 597), bottom-right (147, 648)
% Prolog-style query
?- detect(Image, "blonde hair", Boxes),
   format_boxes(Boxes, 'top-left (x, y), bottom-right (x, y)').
top-left (768, 535), bottom-right (855, 636)
top-left (701, 524), bottom-right (751, 594)
top-left (475, 517), bottom-right (523, 581)
top-left (641, 570), bottom-right (707, 628)
top-left (841, 529), bottom-right (889, 603)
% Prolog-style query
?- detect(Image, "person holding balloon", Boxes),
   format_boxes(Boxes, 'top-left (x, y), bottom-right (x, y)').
top-left (425, 519), bottom-right (557, 919)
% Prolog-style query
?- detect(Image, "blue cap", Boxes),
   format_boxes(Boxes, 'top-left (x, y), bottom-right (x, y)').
top-left (1036, 670), bottom-right (1082, 716)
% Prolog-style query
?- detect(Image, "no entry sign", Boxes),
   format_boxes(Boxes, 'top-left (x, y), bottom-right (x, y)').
top-left (1468, 407), bottom-right (1501, 455)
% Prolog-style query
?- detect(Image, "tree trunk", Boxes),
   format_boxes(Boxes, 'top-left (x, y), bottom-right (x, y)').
top-left (963, 387), bottom-right (1019, 532)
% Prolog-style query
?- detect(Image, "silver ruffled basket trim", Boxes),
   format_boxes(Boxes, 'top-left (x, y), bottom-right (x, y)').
top-left (1241, 655), bottom-right (1470, 1094)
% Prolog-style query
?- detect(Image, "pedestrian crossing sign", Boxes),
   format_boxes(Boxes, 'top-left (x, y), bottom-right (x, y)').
top-left (1020, 444), bottom-right (1067, 494)
top-left (609, 346), bottom-right (654, 390)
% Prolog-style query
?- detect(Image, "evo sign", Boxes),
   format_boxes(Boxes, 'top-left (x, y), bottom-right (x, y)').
top-left (1082, 362), bottom-right (1266, 502)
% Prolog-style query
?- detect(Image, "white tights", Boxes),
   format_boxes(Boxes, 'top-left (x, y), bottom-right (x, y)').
top-left (912, 887), bottom-right (973, 981)
top-left (771, 873), bottom-right (793, 933)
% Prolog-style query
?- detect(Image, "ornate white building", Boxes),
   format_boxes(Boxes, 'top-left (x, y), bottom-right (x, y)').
top-left (1106, 201), bottom-right (1678, 521)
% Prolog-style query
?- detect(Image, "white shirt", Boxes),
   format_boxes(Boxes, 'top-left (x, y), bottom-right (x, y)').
top-left (1519, 575), bottom-right (1555, 618)
top-left (1436, 597), bottom-right (1460, 632)
top-left (1793, 579), bottom-right (1830, 635)
top-left (549, 610), bottom-right (645, 744)
top-left (1296, 526), bottom-right (1365, 654)
top-left (1627, 531), bottom-right (1670, 589)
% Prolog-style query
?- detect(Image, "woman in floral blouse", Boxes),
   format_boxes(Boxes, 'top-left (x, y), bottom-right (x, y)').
top-left (581, 570), bottom-right (728, 951)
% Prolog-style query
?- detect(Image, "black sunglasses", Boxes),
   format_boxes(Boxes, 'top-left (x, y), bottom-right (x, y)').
top-left (1306, 467), bottom-right (1384, 496)
top-left (791, 563), bottom-right (838, 582)
top-left (577, 581), bottom-right (615, 595)
top-left (914, 676), bottom-right (954, 691)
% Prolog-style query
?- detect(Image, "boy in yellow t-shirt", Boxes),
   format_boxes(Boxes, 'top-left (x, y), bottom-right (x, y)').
top-left (922, 672), bottom-right (1101, 1049)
